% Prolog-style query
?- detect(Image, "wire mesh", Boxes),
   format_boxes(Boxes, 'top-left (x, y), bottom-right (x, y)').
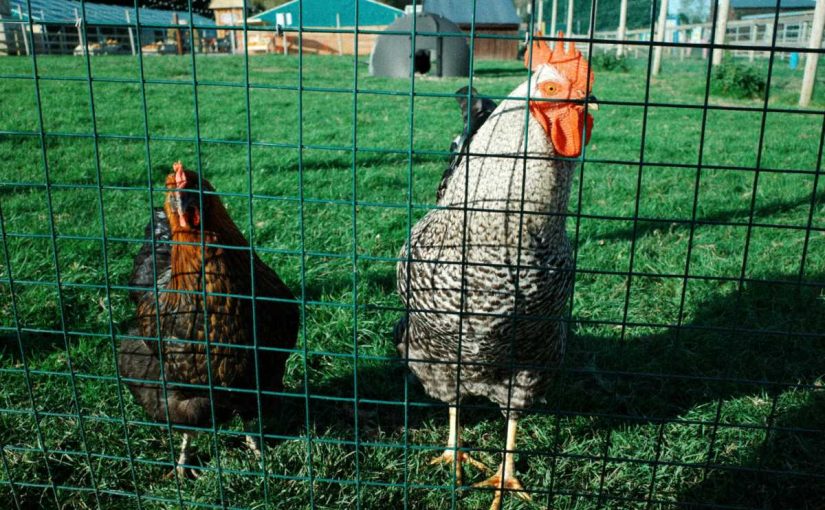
top-left (0, 0), bottom-right (824, 509)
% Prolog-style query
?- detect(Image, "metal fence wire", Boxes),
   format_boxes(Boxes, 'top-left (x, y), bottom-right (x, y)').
top-left (1, 0), bottom-right (824, 508)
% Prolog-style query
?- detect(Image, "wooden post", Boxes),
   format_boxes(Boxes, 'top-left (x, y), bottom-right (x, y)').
top-left (550, 0), bottom-right (558, 35)
top-left (712, 0), bottom-right (730, 65)
top-left (652, 0), bottom-right (668, 75)
top-left (21, 17), bottom-right (28, 55)
top-left (74, 8), bottom-right (84, 55)
top-left (537, 0), bottom-right (544, 33)
top-left (566, 0), bottom-right (574, 35)
top-left (229, 12), bottom-right (236, 54)
top-left (58, 26), bottom-right (66, 54)
top-left (749, 23), bottom-right (757, 62)
top-left (336, 13), bottom-right (343, 55)
top-left (800, 0), bottom-right (825, 107)
top-left (125, 9), bottom-right (135, 55)
top-left (172, 13), bottom-right (183, 55)
top-left (40, 9), bottom-right (50, 54)
top-left (763, 22), bottom-right (773, 58)
top-left (617, 0), bottom-right (628, 55)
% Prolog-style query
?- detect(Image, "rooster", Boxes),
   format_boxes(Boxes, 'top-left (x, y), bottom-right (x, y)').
top-left (396, 33), bottom-right (596, 509)
top-left (119, 162), bottom-right (299, 478)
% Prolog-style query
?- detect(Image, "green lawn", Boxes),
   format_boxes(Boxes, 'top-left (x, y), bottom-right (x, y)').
top-left (1, 51), bottom-right (824, 509)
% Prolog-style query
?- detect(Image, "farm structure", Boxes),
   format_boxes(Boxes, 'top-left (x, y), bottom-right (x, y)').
top-left (422, 0), bottom-right (521, 60)
top-left (247, 0), bottom-right (403, 55)
top-left (370, 13), bottom-right (470, 77)
top-left (208, 0), bottom-right (248, 54)
top-left (0, 0), bottom-right (215, 56)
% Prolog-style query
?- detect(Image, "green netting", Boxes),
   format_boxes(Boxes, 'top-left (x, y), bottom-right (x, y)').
top-left (1, 0), bottom-right (825, 509)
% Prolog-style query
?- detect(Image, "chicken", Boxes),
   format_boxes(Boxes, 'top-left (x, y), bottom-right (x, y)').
top-left (119, 162), bottom-right (299, 479)
top-left (395, 33), bottom-right (596, 509)
top-left (436, 86), bottom-right (498, 202)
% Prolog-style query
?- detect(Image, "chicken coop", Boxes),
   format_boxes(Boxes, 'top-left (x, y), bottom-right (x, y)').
top-left (1, 0), bottom-right (825, 509)
top-left (0, 0), bottom-right (215, 56)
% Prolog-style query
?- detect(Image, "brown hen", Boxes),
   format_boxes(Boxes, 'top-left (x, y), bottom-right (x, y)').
top-left (119, 162), bottom-right (299, 478)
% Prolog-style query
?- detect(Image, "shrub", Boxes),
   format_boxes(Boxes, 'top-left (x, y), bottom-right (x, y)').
top-left (712, 60), bottom-right (766, 99)
top-left (591, 52), bottom-right (630, 72)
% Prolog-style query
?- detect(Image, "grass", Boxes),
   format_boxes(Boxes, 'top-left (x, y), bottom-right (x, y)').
top-left (0, 50), bottom-right (824, 510)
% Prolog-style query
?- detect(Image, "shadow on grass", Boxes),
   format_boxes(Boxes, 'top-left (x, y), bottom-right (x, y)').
top-left (594, 189), bottom-right (825, 244)
top-left (556, 273), bottom-right (825, 426)
top-left (0, 332), bottom-right (62, 362)
top-left (281, 270), bottom-right (825, 450)
top-left (677, 390), bottom-right (825, 509)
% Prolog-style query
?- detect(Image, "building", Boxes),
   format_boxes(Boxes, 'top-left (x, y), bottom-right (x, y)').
top-left (208, 0), bottom-right (248, 52)
top-left (729, 0), bottom-right (815, 19)
top-left (248, 0), bottom-right (403, 55)
top-left (2, 0), bottom-right (215, 56)
top-left (422, 0), bottom-right (521, 60)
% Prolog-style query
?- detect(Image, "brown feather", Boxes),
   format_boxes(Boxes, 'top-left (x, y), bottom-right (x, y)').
top-left (119, 166), bottom-right (299, 428)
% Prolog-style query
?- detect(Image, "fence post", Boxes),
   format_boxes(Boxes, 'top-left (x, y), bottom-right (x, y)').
top-left (652, 0), bottom-right (668, 75)
top-left (550, 0), bottom-right (558, 35)
top-left (125, 9), bottom-right (135, 55)
top-left (566, 0), bottom-right (574, 35)
top-left (748, 23), bottom-right (757, 61)
top-left (712, 0), bottom-right (730, 65)
top-left (800, 0), bottom-right (824, 107)
top-left (617, 0), bottom-right (628, 55)
top-left (21, 17), bottom-right (29, 55)
top-left (229, 12), bottom-right (236, 54)
top-left (40, 9), bottom-right (51, 55)
top-left (336, 13), bottom-right (343, 55)
top-left (537, 0), bottom-right (544, 33)
top-left (74, 8), bottom-right (84, 55)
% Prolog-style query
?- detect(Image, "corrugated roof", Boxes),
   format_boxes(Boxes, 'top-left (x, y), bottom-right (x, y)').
top-left (422, 0), bottom-right (520, 26)
top-left (730, 0), bottom-right (814, 8)
top-left (9, 0), bottom-right (215, 26)
top-left (250, 0), bottom-right (402, 27)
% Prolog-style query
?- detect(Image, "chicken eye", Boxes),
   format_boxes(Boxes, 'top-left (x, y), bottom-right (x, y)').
top-left (541, 82), bottom-right (560, 95)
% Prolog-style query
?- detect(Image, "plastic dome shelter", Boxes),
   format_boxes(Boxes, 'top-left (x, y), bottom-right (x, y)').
top-left (369, 13), bottom-right (469, 78)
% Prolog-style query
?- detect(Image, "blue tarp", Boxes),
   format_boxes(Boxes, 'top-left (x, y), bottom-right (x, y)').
top-left (251, 0), bottom-right (402, 28)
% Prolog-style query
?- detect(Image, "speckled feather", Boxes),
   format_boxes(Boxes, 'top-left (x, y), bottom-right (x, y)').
top-left (396, 82), bottom-right (574, 415)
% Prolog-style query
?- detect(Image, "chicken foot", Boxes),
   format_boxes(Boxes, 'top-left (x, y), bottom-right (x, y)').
top-left (430, 406), bottom-right (490, 485)
top-left (473, 417), bottom-right (532, 510)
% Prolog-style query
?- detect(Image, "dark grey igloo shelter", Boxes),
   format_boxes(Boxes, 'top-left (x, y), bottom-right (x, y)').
top-left (369, 13), bottom-right (469, 78)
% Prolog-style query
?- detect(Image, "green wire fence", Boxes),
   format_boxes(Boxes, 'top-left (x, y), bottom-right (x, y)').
top-left (1, 0), bottom-right (825, 508)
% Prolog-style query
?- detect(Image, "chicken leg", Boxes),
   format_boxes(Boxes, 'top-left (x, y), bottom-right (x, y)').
top-left (430, 406), bottom-right (489, 485)
top-left (473, 417), bottom-right (531, 510)
top-left (165, 432), bottom-right (200, 479)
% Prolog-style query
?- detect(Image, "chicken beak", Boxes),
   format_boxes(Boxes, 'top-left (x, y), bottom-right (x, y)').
top-left (585, 94), bottom-right (599, 111)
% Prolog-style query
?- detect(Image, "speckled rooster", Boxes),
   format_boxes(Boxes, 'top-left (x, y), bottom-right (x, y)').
top-left (395, 34), bottom-right (596, 509)
top-left (119, 162), bottom-right (299, 478)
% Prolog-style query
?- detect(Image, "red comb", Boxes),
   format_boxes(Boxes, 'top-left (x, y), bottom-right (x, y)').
top-left (524, 31), bottom-right (594, 93)
top-left (173, 161), bottom-right (186, 189)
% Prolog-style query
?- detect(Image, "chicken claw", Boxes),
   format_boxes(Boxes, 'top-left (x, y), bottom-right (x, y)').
top-left (430, 448), bottom-right (490, 485)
